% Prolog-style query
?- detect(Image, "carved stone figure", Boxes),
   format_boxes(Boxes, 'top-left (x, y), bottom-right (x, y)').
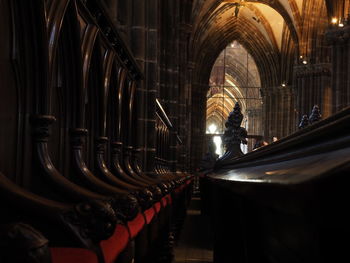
top-left (309, 105), bottom-right (322, 124)
top-left (299, 114), bottom-right (309, 129)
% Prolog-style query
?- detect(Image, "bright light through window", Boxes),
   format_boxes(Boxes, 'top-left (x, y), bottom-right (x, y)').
top-left (213, 136), bottom-right (223, 156)
top-left (208, 123), bottom-right (217, 134)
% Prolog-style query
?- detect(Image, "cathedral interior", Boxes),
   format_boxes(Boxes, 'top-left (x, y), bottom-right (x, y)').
top-left (1, 0), bottom-right (350, 263)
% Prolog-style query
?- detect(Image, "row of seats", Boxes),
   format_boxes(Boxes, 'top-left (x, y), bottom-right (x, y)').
top-left (0, 1), bottom-right (194, 262)
top-left (0, 170), bottom-right (194, 263)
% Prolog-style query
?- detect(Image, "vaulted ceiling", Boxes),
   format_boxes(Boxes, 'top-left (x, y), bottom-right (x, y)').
top-left (190, 0), bottom-right (329, 89)
top-left (193, 0), bottom-right (301, 50)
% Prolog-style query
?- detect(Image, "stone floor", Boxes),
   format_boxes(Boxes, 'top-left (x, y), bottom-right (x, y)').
top-left (173, 197), bottom-right (213, 263)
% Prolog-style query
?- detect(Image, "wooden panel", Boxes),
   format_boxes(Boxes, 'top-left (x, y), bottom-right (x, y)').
top-left (0, 0), bottom-right (19, 182)
top-left (209, 106), bottom-right (350, 263)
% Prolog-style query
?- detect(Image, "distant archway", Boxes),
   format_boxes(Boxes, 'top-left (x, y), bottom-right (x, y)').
top-left (206, 41), bottom-right (263, 153)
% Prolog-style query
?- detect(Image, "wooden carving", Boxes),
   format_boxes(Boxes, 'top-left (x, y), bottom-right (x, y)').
top-left (215, 102), bottom-right (247, 168)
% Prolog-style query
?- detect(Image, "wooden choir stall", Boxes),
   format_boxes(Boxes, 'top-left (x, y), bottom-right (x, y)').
top-left (0, 1), bottom-right (193, 262)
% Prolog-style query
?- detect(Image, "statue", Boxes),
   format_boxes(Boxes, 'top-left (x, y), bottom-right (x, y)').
top-left (298, 114), bottom-right (309, 129)
top-left (309, 105), bottom-right (322, 124)
top-left (215, 102), bottom-right (247, 168)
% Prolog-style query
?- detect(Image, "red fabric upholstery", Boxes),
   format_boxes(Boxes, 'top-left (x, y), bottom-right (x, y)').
top-left (186, 179), bottom-right (191, 185)
top-left (100, 224), bottom-right (130, 263)
top-left (127, 212), bottom-right (145, 238)
top-left (50, 248), bottom-right (98, 263)
top-left (161, 196), bottom-right (167, 207)
top-left (143, 206), bottom-right (156, 224)
top-left (154, 202), bottom-right (161, 213)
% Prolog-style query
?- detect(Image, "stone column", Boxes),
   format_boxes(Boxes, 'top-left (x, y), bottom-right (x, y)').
top-left (130, 0), bottom-right (159, 172)
top-left (326, 25), bottom-right (350, 113)
top-left (293, 63), bottom-right (331, 126)
top-left (157, 0), bottom-right (180, 172)
top-left (177, 25), bottom-right (193, 171)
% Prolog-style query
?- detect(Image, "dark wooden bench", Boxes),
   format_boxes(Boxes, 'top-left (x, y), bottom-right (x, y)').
top-left (207, 106), bottom-right (350, 263)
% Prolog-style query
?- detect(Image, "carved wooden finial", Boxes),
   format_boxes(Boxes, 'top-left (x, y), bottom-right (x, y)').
top-left (298, 114), bottom-right (309, 129)
top-left (223, 102), bottom-right (247, 148)
top-left (309, 105), bottom-right (322, 124)
top-left (215, 102), bottom-right (247, 169)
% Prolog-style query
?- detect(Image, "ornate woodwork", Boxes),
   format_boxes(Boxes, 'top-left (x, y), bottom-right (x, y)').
top-left (208, 106), bottom-right (350, 263)
top-left (216, 102), bottom-right (248, 167)
top-left (0, 1), bottom-right (191, 262)
top-left (0, 223), bottom-right (51, 263)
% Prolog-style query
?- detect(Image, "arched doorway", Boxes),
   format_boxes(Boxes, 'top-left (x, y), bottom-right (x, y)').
top-left (206, 41), bottom-right (263, 154)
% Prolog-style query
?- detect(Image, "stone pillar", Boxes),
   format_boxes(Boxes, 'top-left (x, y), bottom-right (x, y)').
top-left (262, 89), bottom-right (272, 140)
top-left (293, 63), bottom-right (331, 126)
top-left (263, 85), bottom-right (296, 140)
top-left (130, 0), bottom-right (159, 172)
top-left (246, 108), bottom-right (263, 151)
top-left (177, 25), bottom-right (193, 171)
top-left (157, 0), bottom-right (179, 172)
top-left (326, 25), bottom-right (350, 113)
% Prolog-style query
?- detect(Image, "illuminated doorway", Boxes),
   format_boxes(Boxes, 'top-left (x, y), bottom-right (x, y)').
top-left (206, 41), bottom-right (263, 153)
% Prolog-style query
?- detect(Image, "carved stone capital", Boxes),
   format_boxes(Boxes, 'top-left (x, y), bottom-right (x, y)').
top-left (326, 25), bottom-right (350, 45)
top-left (294, 63), bottom-right (331, 77)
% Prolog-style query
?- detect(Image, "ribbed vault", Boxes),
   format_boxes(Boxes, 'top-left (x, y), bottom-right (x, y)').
top-left (193, 17), bottom-right (281, 89)
top-left (190, 0), bottom-right (331, 91)
top-left (206, 41), bottom-right (262, 136)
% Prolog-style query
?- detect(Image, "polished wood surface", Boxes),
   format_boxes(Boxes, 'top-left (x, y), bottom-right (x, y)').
top-left (207, 106), bottom-right (350, 263)
top-left (0, 1), bottom-right (191, 262)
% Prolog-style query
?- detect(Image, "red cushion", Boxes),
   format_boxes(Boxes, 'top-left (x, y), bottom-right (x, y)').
top-left (50, 248), bottom-right (98, 263)
top-left (127, 212), bottom-right (145, 238)
top-left (100, 224), bottom-right (130, 263)
top-left (154, 202), bottom-right (161, 213)
top-left (143, 206), bottom-right (156, 224)
top-left (186, 180), bottom-right (191, 185)
top-left (161, 196), bottom-right (167, 207)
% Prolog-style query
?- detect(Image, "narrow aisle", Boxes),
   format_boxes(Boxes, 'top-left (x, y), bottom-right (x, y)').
top-left (173, 196), bottom-right (213, 263)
